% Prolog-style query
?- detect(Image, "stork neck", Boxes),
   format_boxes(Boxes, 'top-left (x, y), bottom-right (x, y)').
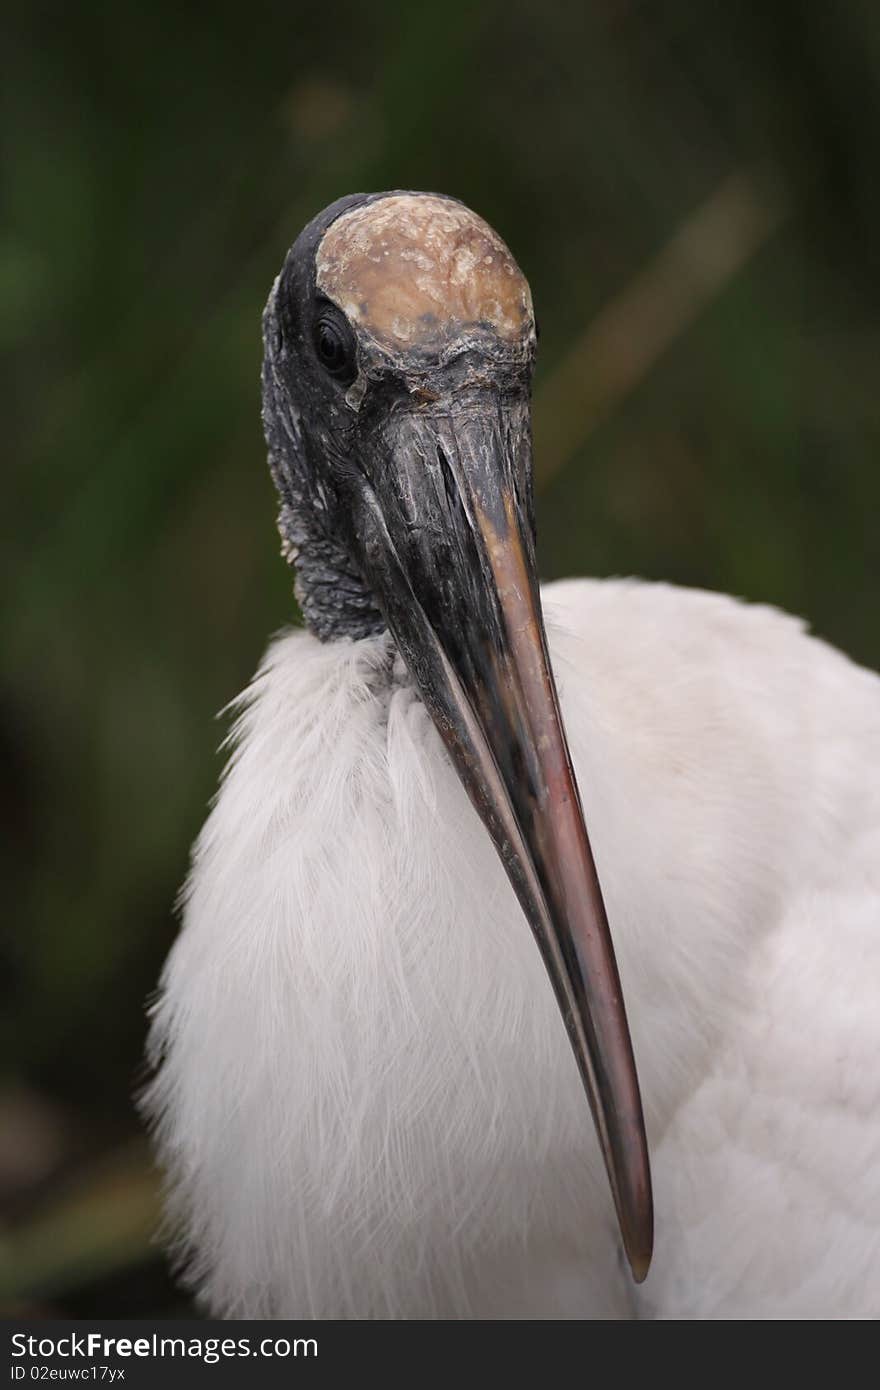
top-left (277, 500), bottom-right (386, 643)
top-left (262, 344), bottom-right (387, 643)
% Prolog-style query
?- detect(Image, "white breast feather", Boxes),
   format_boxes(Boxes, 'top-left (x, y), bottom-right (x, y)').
top-left (144, 578), bottom-right (880, 1318)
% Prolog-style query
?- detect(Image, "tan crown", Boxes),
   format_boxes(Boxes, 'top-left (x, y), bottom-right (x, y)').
top-left (315, 194), bottom-right (533, 352)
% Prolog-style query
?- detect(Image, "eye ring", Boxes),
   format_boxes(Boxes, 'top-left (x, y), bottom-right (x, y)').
top-left (313, 308), bottom-right (357, 385)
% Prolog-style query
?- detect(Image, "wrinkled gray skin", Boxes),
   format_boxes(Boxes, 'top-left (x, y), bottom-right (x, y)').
top-left (261, 195), bottom-right (385, 638)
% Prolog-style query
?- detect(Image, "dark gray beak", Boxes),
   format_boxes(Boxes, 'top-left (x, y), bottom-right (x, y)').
top-left (349, 385), bottom-right (653, 1282)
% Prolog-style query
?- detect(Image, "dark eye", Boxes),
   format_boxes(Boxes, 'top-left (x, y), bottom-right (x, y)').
top-left (313, 311), bottom-right (356, 383)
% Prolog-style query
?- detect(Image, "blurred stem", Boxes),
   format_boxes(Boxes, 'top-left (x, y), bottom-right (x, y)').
top-left (533, 169), bottom-right (791, 487)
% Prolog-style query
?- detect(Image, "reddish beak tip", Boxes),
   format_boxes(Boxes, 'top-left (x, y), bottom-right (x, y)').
top-left (628, 1241), bottom-right (653, 1284)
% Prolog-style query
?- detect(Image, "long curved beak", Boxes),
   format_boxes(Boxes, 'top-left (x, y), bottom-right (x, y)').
top-left (351, 390), bottom-right (653, 1281)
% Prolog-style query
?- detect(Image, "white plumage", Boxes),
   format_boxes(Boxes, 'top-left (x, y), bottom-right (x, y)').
top-left (146, 576), bottom-right (880, 1318)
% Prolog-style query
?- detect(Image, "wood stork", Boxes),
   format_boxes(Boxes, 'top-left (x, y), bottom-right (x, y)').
top-left (144, 191), bottom-right (880, 1319)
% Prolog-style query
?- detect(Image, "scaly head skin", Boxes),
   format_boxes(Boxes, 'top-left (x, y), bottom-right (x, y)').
top-left (315, 193), bottom-right (533, 355)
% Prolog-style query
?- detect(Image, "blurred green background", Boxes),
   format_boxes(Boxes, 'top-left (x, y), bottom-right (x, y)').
top-left (2, 1), bottom-right (878, 1316)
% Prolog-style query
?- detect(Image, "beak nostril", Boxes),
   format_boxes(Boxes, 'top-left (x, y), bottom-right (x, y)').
top-left (435, 442), bottom-right (458, 511)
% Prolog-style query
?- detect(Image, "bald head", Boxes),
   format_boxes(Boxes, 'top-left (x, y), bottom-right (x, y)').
top-left (314, 193), bottom-right (534, 353)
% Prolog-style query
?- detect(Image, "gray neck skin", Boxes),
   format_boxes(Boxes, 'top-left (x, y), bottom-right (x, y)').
top-left (275, 496), bottom-right (386, 642)
top-left (261, 300), bottom-right (385, 643)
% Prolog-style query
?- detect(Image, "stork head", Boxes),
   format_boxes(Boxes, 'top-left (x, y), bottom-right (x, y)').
top-left (262, 191), bottom-right (653, 1281)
